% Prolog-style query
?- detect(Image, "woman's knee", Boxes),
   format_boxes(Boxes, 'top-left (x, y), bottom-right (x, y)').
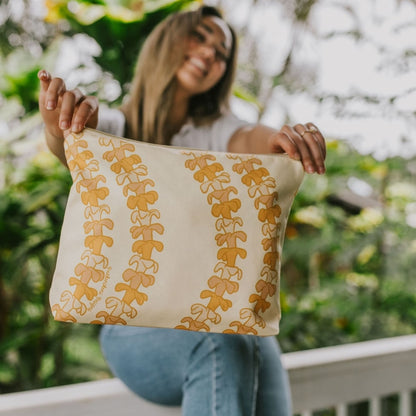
top-left (215, 333), bottom-right (259, 360)
top-left (190, 333), bottom-right (259, 374)
top-left (183, 334), bottom-right (260, 415)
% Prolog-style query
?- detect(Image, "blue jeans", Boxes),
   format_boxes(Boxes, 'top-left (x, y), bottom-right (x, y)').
top-left (100, 326), bottom-right (292, 416)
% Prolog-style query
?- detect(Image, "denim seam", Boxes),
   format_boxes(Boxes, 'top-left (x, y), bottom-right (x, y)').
top-left (251, 337), bottom-right (260, 416)
top-left (206, 336), bottom-right (219, 416)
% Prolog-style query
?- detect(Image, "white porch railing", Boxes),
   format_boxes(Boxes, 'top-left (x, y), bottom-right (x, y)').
top-left (1, 334), bottom-right (416, 416)
top-left (282, 334), bottom-right (416, 416)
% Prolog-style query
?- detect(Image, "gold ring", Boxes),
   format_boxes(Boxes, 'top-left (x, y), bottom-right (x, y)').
top-left (300, 128), bottom-right (316, 137)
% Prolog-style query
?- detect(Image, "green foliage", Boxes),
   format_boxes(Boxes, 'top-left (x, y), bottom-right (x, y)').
top-left (279, 141), bottom-right (416, 352)
top-left (0, 154), bottom-right (110, 393)
top-left (1, 67), bottom-right (42, 113)
top-left (0, 0), bottom-right (197, 115)
top-left (0, 160), bottom-right (111, 391)
top-left (0, 51), bottom-right (43, 115)
top-left (46, 0), bottom-right (197, 89)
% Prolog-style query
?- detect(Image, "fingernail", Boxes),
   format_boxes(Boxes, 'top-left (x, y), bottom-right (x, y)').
top-left (60, 121), bottom-right (69, 130)
top-left (306, 165), bottom-right (315, 174)
top-left (46, 101), bottom-right (54, 110)
top-left (72, 123), bottom-right (82, 132)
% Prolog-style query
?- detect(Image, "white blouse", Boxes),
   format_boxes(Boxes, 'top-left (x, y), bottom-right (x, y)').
top-left (97, 107), bottom-right (250, 153)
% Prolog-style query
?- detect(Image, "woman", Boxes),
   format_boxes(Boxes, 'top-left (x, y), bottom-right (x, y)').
top-left (38, 6), bottom-right (326, 416)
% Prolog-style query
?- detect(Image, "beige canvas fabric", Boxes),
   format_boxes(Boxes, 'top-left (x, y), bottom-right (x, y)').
top-left (50, 128), bottom-right (304, 336)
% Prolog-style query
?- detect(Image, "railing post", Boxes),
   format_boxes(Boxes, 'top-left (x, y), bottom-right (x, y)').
top-left (400, 390), bottom-right (411, 416)
top-left (336, 403), bottom-right (347, 416)
top-left (370, 397), bottom-right (381, 416)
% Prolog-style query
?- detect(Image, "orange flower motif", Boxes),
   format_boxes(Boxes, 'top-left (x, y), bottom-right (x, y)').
top-left (178, 151), bottom-right (245, 332)
top-left (68, 150), bottom-right (94, 171)
top-left (248, 294), bottom-right (271, 313)
top-left (263, 251), bottom-right (279, 268)
top-left (255, 280), bottom-right (276, 298)
top-left (211, 199), bottom-right (241, 218)
top-left (222, 156), bottom-right (284, 334)
top-left (261, 237), bottom-right (277, 251)
top-left (85, 235), bottom-right (113, 255)
top-left (115, 283), bottom-right (148, 306)
top-left (122, 269), bottom-right (155, 288)
top-left (241, 167), bottom-right (269, 186)
top-left (201, 290), bottom-right (233, 311)
top-left (223, 322), bottom-right (258, 335)
top-left (127, 190), bottom-right (158, 210)
top-left (258, 206), bottom-right (281, 224)
top-left (74, 262), bottom-right (105, 283)
top-left (53, 132), bottom-right (113, 324)
top-left (81, 187), bottom-right (110, 207)
top-left (84, 218), bottom-right (114, 235)
top-left (110, 155), bottom-right (142, 174)
top-left (208, 276), bottom-right (239, 295)
top-left (103, 143), bottom-right (138, 163)
top-left (97, 137), bottom-right (163, 324)
top-left (255, 193), bottom-right (278, 210)
top-left (207, 186), bottom-right (238, 204)
top-left (51, 304), bottom-right (77, 323)
top-left (69, 277), bottom-right (98, 301)
top-left (231, 158), bottom-right (262, 175)
top-left (132, 240), bottom-right (163, 259)
top-left (93, 311), bottom-right (127, 326)
top-left (176, 317), bottom-right (210, 332)
top-left (217, 247), bottom-right (247, 267)
top-left (184, 153), bottom-right (216, 171)
top-left (130, 223), bottom-right (164, 240)
top-left (123, 178), bottom-right (155, 197)
top-left (194, 163), bottom-right (223, 182)
top-left (215, 230), bottom-right (247, 247)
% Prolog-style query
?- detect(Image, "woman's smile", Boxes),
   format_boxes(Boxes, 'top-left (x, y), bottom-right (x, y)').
top-left (186, 56), bottom-right (209, 77)
top-left (175, 16), bottom-right (231, 97)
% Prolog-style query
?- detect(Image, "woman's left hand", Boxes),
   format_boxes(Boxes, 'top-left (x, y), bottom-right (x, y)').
top-left (228, 121), bottom-right (326, 175)
top-left (268, 123), bottom-right (326, 174)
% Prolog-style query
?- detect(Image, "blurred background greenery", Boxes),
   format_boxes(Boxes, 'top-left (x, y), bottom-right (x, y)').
top-left (0, 0), bottom-right (415, 403)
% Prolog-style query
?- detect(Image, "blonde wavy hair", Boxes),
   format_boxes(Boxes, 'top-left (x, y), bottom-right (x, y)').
top-left (120, 6), bottom-right (238, 145)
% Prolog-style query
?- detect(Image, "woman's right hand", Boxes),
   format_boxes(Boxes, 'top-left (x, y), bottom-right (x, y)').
top-left (38, 70), bottom-right (99, 141)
